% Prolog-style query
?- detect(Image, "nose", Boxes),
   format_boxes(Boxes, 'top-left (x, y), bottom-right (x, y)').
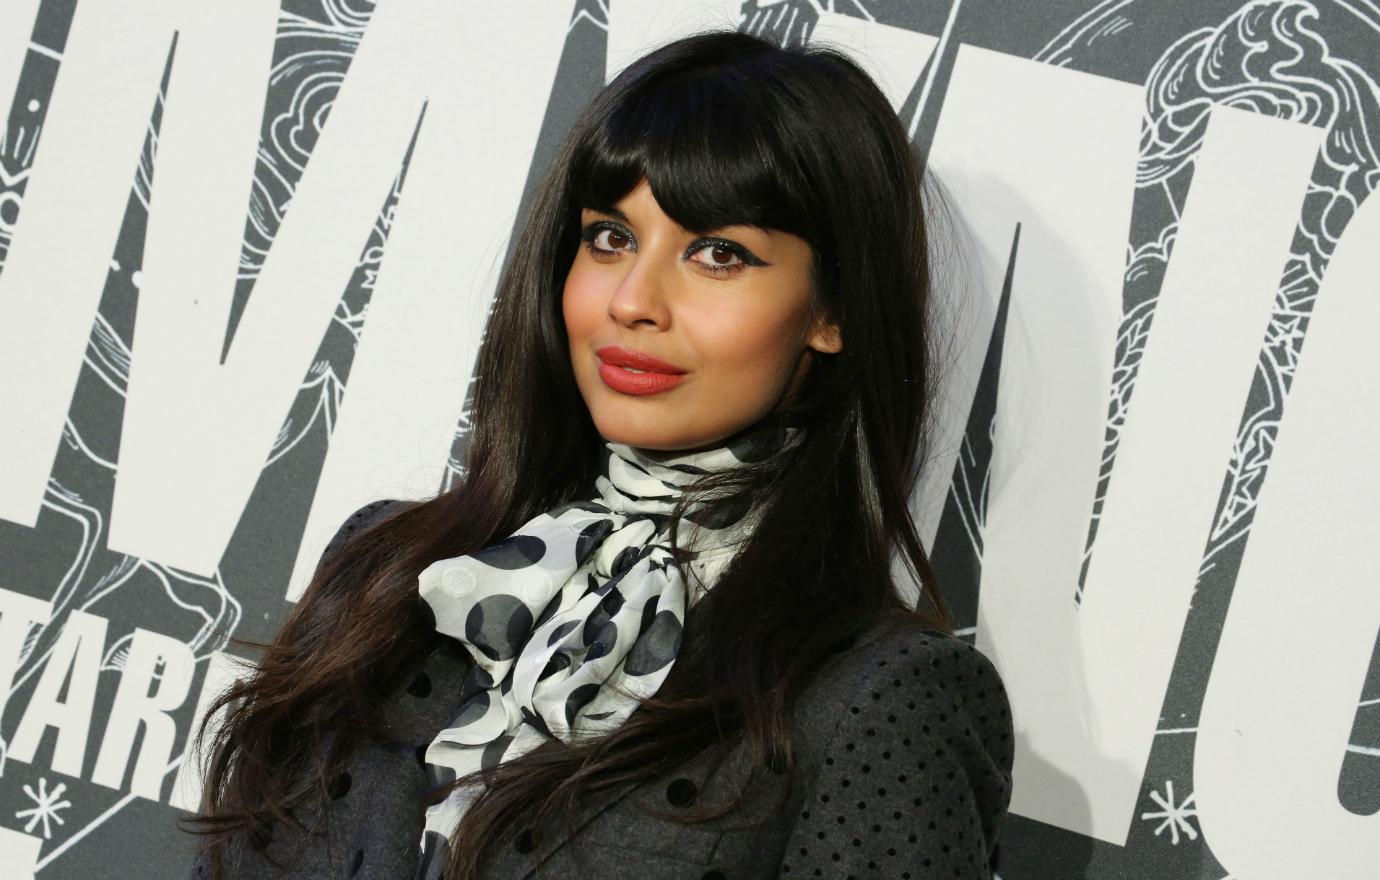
top-left (606, 250), bottom-right (671, 328)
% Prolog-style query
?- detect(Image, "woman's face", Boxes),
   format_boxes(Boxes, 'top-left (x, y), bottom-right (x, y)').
top-left (563, 177), bottom-right (841, 452)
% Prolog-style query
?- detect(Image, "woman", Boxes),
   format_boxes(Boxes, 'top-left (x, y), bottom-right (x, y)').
top-left (182, 28), bottom-right (1014, 880)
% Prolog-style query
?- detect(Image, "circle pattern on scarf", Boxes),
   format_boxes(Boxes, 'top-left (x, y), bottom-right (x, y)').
top-left (472, 534), bottom-right (547, 569)
top-left (623, 610), bottom-right (683, 676)
top-left (464, 596), bottom-right (533, 661)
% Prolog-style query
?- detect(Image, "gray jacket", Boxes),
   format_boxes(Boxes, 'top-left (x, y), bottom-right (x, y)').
top-left (189, 499), bottom-right (1014, 879)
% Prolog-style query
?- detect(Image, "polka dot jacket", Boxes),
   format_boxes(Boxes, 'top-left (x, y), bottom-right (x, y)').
top-left (188, 499), bottom-right (1015, 880)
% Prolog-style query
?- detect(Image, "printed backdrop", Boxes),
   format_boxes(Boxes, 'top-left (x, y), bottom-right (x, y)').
top-left (0, 1), bottom-right (1375, 878)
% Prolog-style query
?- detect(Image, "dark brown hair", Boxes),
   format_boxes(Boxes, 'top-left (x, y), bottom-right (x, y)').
top-left (180, 28), bottom-right (952, 879)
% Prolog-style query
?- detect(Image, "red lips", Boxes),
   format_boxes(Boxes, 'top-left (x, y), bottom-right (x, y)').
top-left (594, 346), bottom-right (688, 396)
top-left (594, 346), bottom-right (686, 373)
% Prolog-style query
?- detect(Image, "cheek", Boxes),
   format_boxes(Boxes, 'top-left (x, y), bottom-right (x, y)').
top-left (562, 263), bottom-right (604, 344)
top-left (688, 297), bottom-right (808, 380)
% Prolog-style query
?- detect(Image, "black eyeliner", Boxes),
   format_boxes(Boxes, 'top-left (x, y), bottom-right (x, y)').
top-left (685, 237), bottom-right (769, 267)
top-left (579, 220), bottom-right (637, 251)
top-left (579, 219), bottom-right (769, 269)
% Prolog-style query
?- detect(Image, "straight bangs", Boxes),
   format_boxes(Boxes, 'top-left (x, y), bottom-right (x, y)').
top-left (568, 62), bottom-right (822, 250)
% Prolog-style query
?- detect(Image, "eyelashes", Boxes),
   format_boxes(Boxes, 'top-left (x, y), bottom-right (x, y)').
top-left (578, 221), bottom-right (767, 277)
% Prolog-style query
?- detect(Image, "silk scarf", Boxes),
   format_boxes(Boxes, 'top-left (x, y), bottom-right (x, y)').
top-left (413, 420), bottom-right (798, 877)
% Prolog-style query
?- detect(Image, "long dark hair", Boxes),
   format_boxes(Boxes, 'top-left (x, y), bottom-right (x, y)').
top-left (181, 28), bottom-right (952, 879)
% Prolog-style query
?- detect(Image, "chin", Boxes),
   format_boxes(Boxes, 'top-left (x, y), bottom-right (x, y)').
top-left (580, 374), bottom-right (765, 453)
top-left (592, 417), bottom-right (675, 450)
top-left (596, 414), bottom-right (753, 455)
top-left (586, 409), bottom-right (690, 452)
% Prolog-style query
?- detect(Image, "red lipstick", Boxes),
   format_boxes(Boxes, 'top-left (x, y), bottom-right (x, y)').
top-left (595, 346), bottom-right (687, 396)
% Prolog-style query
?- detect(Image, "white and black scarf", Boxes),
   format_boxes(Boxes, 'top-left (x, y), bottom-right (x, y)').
top-left (413, 421), bottom-right (797, 877)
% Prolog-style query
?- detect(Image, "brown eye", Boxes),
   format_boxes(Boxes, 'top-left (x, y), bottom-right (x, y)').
top-left (687, 243), bottom-right (745, 275)
top-left (583, 224), bottom-right (634, 255)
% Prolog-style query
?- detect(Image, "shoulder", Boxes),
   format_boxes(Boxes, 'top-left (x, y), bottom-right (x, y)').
top-left (804, 615), bottom-right (1010, 738)
top-left (780, 617), bottom-right (1015, 874)
top-left (319, 497), bottom-right (417, 569)
top-left (327, 496), bottom-right (413, 544)
top-left (814, 617), bottom-right (1011, 753)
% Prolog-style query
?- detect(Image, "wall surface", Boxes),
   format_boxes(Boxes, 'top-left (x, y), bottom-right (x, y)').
top-left (0, 1), bottom-right (1375, 878)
